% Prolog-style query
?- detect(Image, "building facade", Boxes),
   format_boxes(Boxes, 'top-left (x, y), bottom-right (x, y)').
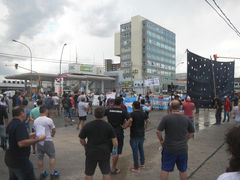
top-left (115, 15), bottom-right (176, 92)
top-left (105, 59), bottom-right (120, 72)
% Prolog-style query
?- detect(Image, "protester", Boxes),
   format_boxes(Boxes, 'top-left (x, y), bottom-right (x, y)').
top-left (78, 92), bottom-right (87, 103)
top-left (214, 96), bottom-right (223, 125)
top-left (5, 106), bottom-right (46, 180)
top-left (52, 93), bottom-right (60, 116)
top-left (79, 106), bottom-right (118, 180)
top-left (73, 91), bottom-right (79, 116)
top-left (45, 93), bottom-right (55, 119)
top-left (87, 91), bottom-right (94, 114)
top-left (182, 97), bottom-right (195, 129)
top-left (217, 126), bottom-right (240, 180)
top-left (156, 100), bottom-right (195, 180)
top-left (232, 94), bottom-right (239, 108)
top-left (62, 94), bottom-right (73, 127)
top-left (128, 101), bottom-right (150, 172)
top-left (12, 92), bottom-right (18, 108)
top-left (30, 100), bottom-right (43, 154)
top-left (232, 100), bottom-right (240, 123)
top-left (105, 97), bottom-right (132, 174)
top-left (223, 96), bottom-right (231, 123)
top-left (99, 93), bottom-right (104, 106)
top-left (22, 99), bottom-right (31, 133)
top-left (0, 102), bottom-right (8, 150)
top-left (34, 105), bottom-right (60, 179)
top-left (77, 97), bottom-right (90, 130)
top-left (140, 99), bottom-right (153, 117)
top-left (2, 94), bottom-right (9, 113)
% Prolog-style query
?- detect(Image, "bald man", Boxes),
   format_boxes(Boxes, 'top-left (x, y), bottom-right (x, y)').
top-left (156, 100), bottom-right (195, 180)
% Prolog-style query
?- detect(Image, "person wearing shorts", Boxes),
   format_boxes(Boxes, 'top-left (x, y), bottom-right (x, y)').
top-left (34, 106), bottom-right (60, 179)
top-left (105, 97), bottom-right (132, 174)
top-left (79, 106), bottom-right (118, 180)
top-left (156, 100), bottom-right (195, 180)
top-left (77, 97), bottom-right (90, 130)
top-left (62, 94), bottom-right (73, 127)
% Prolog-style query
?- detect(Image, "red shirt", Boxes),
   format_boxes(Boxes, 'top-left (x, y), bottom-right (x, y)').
top-left (182, 102), bottom-right (195, 118)
top-left (224, 98), bottom-right (231, 111)
top-left (70, 97), bottom-right (75, 109)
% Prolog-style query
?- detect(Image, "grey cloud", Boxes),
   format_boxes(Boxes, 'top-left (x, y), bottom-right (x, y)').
top-left (80, 1), bottom-right (122, 37)
top-left (3, 0), bottom-right (69, 40)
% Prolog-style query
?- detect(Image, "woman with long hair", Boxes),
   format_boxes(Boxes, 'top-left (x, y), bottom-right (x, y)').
top-left (217, 126), bottom-right (240, 179)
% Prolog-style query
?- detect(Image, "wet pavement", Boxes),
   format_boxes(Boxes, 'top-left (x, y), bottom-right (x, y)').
top-left (0, 107), bottom-right (235, 180)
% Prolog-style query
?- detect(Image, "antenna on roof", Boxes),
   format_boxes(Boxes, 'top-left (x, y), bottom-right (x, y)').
top-left (75, 46), bottom-right (78, 64)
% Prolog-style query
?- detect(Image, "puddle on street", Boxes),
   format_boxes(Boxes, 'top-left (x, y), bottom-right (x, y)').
top-left (194, 109), bottom-right (217, 132)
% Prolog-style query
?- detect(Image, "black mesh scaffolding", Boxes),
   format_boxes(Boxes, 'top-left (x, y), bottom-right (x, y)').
top-left (187, 50), bottom-right (234, 108)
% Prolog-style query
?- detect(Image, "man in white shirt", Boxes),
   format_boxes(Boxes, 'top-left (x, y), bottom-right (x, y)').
top-left (52, 93), bottom-right (60, 116)
top-left (34, 105), bottom-right (60, 179)
top-left (77, 97), bottom-right (89, 130)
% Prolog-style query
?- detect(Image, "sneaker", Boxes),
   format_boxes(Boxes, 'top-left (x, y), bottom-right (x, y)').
top-left (111, 168), bottom-right (120, 174)
top-left (50, 171), bottom-right (60, 179)
top-left (70, 123), bottom-right (73, 126)
top-left (140, 164), bottom-right (146, 168)
top-left (130, 167), bottom-right (140, 173)
top-left (40, 171), bottom-right (48, 179)
top-left (64, 124), bottom-right (68, 127)
top-left (76, 127), bottom-right (79, 130)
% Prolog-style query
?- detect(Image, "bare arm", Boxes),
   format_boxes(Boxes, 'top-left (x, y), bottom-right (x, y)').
top-left (187, 132), bottom-right (194, 140)
top-left (18, 135), bottom-right (46, 148)
top-left (145, 118), bottom-right (150, 130)
top-left (4, 118), bottom-right (8, 128)
top-left (51, 128), bottom-right (56, 137)
top-left (84, 105), bottom-right (90, 112)
top-left (112, 137), bottom-right (118, 148)
top-left (25, 117), bottom-right (30, 124)
top-left (121, 118), bottom-right (133, 129)
top-left (156, 130), bottom-right (164, 147)
top-left (80, 138), bottom-right (87, 150)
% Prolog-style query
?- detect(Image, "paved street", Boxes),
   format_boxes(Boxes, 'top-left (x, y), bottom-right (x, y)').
top-left (0, 108), bottom-right (235, 180)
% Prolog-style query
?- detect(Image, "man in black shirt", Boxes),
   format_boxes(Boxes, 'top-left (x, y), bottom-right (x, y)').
top-left (79, 106), bottom-right (118, 180)
top-left (127, 101), bottom-right (150, 172)
top-left (105, 97), bottom-right (132, 174)
top-left (62, 94), bottom-right (73, 127)
top-left (4, 106), bottom-right (46, 180)
top-left (0, 104), bottom-right (8, 149)
top-left (214, 96), bottom-right (222, 125)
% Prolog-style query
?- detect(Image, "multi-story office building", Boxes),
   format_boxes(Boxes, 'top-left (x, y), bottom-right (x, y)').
top-left (115, 15), bottom-right (176, 90)
top-left (104, 59), bottom-right (120, 72)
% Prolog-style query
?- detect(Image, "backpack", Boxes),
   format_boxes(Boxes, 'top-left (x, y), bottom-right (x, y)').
top-left (62, 98), bottom-right (71, 109)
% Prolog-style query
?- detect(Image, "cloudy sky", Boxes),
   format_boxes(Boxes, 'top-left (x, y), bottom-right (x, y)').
top-left (0, 0), bottom-right (240, 79)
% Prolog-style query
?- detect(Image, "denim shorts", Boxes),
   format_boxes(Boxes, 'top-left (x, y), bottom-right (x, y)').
top-left (161, 149), bottom-right (188, 172)
top-left (64, 109), bottom-right (72, 118)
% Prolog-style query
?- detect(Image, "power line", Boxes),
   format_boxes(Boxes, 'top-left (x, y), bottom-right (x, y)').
top-left (204, 0), bottom-right (240, 38)
top-left (212, 0), bottom-right (240, 36)
top-left (0, 52), bottom-right (104, 66)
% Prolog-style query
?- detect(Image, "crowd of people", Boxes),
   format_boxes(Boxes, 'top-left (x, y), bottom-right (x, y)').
top-left (0, 89), bottom-right (240, 180)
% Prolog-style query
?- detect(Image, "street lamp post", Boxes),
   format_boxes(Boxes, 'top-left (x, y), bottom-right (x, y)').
top-left (12, 39), bottom-right (33, 96)
top-left (59, 43), bottom-right (67, 96)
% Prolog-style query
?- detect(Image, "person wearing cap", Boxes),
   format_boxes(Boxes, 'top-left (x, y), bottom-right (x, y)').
top-left (182, 97), bottom-right (195, 129)
top-left (223, 96), bottom-right (231, 123)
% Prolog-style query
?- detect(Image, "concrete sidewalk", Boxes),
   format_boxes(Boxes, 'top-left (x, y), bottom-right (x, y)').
top-left (0, 110), bottom-right (235, 180)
